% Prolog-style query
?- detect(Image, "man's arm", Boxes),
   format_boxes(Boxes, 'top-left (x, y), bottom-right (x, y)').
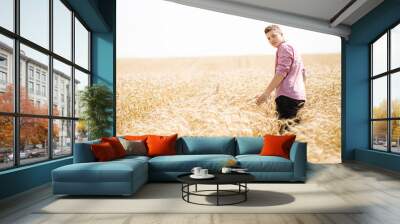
top-left (256, 74), bottom-right (284, 105)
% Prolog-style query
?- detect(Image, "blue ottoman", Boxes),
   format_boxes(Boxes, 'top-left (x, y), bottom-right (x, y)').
top-left (52, 157), bottom-right (148, 196)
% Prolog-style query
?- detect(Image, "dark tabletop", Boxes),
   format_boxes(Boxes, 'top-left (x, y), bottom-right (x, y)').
top-left (177, 172), bottom-right (255, 185)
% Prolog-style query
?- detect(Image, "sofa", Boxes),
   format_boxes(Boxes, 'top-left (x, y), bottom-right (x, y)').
top-left (52, 136), bottom-right (307, 196)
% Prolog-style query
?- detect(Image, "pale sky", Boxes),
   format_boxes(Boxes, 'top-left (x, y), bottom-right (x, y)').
top-left (117, 0), bottom-right (341, 58)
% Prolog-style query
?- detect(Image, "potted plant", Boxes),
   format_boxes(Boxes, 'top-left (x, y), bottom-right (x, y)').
top-left (79, 84), bottom-right (113, 140)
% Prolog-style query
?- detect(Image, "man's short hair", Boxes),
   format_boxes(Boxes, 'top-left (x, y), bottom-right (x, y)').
top-left (264, 25), bottom-right (282, 34)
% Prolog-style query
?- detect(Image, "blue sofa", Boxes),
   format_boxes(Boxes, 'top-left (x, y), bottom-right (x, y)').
top-left (52, 136), bottom-right (307, 196)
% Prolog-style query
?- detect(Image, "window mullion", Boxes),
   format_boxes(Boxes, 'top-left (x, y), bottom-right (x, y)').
top-left (71, 10), bottom-right (76, 154)
top-left (13, 0), bottom-right (21, 166)
top-left (388, 30), bottom-right (391, 153)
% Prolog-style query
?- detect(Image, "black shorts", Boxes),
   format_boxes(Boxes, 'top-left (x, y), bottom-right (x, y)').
top-left (275, 95), bottom-right (305, 119)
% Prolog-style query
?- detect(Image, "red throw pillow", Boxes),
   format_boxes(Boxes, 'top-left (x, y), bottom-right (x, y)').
top-left (91, 142), bottom-right (117, 161)
top-left (101, 137), bottom-right (127, 158)
top-left (259, 134), bottom-right (296, 159)
top-left (146, 134), bottom-right (178, 157)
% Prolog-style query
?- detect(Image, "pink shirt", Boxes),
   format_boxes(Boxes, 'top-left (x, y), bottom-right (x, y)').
top-left (274, 41), bottom-right (306, 101)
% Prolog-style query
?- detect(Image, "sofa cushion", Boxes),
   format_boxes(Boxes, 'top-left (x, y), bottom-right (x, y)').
top-left (149, 154), bottom-right (235, 172)
top-left (147, 134), bottom-right (178, 157)
top-left (91, 142), bottom-right (118, 161)
top-left (53, 159), bottom-right (147, 183)
top-left (120, 138), bottom-right (147, 156)
top-left (260, 134), bottom-right (296, 159)
top-left (101, 137), bottom-right (127, 158)
top-left (236, 155), bottom-right (293, 172)
top-left (236, 137), bottom-right (263, 155)
top-left (177, 136), bottom-right (236, 155)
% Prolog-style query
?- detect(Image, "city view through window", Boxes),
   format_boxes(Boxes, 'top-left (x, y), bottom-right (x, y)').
top-left (0, 0), bottom-right (91, 170)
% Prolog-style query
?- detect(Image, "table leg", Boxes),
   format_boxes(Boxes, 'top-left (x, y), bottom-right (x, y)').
top-left (245, 183), bottom-right (247, 201)
top-left (217, 184), bottom-right (219, 206)
top-left (195, 184), bottom-right (197, 192)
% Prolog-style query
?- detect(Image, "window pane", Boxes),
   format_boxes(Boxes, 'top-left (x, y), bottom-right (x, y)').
top-left (20, 117), bottom-right (49, 165)
top-left (75, 120), bottom-right (88, 143)
top-left (391, 72), bottom-right (400, 118)
top-left (372, 121), bottom-right (388, 151)
top-left (391, 24), bottom-right (400, 70)
top-left (75, 18), bottom-right (89, 69)
top-left (20, 44), bottom-right (49, 115)
top-left (53, 119), bottom-right (72, 157)
top-left (391, 120), bottom-right (400, 153)
top-left (74, 69), bottom-right (89, 118)
top-left (0, 34), bottom-right (14, 112)
top-left (53, 59), bottom-right (72, 117)
top-left (20, 0), bottom-right (49, 49)
top-left (372, 76), bottom-right (387, 119)
top-left (0, 0), bottom-right (14, 31)
top-left (372, 33), bottom-right (387, 76)
top-left (53, 0), bottom-right (72, 60)
top-left (0, 116), bottom-right (13, 170)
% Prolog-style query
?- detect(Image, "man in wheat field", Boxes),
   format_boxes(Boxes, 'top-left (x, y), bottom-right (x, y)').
top-left (256, 25), bottom-right (306, 129)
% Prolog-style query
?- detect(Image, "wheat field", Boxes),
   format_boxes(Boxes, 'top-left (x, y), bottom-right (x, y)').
top-left (116, 54), bottom-right (341, 163)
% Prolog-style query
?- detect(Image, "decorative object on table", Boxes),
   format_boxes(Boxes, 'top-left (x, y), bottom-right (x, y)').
top-left (79, 84), bottom-right (113, 140)
top-left (222, 167), bottom-right (248, 174)
top-left (190, 167), bottom-right (214, 179)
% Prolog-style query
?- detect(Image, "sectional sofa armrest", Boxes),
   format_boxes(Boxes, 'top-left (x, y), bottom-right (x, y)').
top-left (289, 141), bottom-right (307, 182)
top-left (73, 141), bottom-right (99, 163)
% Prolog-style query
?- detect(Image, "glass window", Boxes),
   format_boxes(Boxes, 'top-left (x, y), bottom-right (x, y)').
top-left (42, 85), bottom-right (46, 96)
top-left (0, 0), bottom-right (14, 31)
top-left (0, 34), bottom-right (14, 113)
top-left (53, 119), bottom-right (72, 157)
top-left (20, 0), bottom-right (49, 49)
top-left (391, 120), bottom-right (400, 153)
top-left (20, 44), bottom-right (49, 115)
top-left (53, 0), bottom-right (72, 60)
top-left (372, 121), bottom-right (388, 151)
top-left (19, 117), bottom-right (49, 165)
top-left (74, 69), bottom-right (89, 118)
top-left (0, 0), bottom-right (92, 169)
top-left (372, 34), bottom-right (387, 76)
top-left (28, 67), bottom-right (34, 80)
top-left (75, 120), bottom-right (88, 143)
top-left (53, 59), bottom-right (72, 117)
top-left (372, 76), bottom-right (387, 119)
top-left (391, 72), bottom-right (400, 118)
top-left (28, 81), bottom-right (34, 93)
top-left (0, 54), bottom-right (7, 67)
top-left (391, 24), bottom-right (400, 70)
top-left (0, 116), bottom-right (14, 170)
top-left (74, 18), bottom-right (89, 70)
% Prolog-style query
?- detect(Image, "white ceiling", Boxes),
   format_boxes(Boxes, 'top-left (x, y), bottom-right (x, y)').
top-left (165, 0), bottom-right (384, 38)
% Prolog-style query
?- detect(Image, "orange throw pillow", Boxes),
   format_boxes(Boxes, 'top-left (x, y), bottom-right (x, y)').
top-left (101, 137), bottom-right (127, 158)
top-left (125, 135), bottom-right (148, 141)
top-left (91, 142), bottom-right (117, 161)
top-left (260, 134), bottom-right (296, 159)
top-left (146, 134), bottom-right (178, 157)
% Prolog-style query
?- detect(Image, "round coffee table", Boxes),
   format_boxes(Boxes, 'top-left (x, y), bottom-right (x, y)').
top-left (177, 172), bottom-right (255, 206)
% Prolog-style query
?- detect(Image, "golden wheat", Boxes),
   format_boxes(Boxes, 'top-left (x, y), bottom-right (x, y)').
top-left (116, 54), bottom-right (341, 163)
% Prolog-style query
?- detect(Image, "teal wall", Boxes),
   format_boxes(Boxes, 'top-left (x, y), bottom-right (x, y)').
top-left (0, 0), bottom-right (116, 200)
top-left (343, 0), bottom-right (400, 171)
